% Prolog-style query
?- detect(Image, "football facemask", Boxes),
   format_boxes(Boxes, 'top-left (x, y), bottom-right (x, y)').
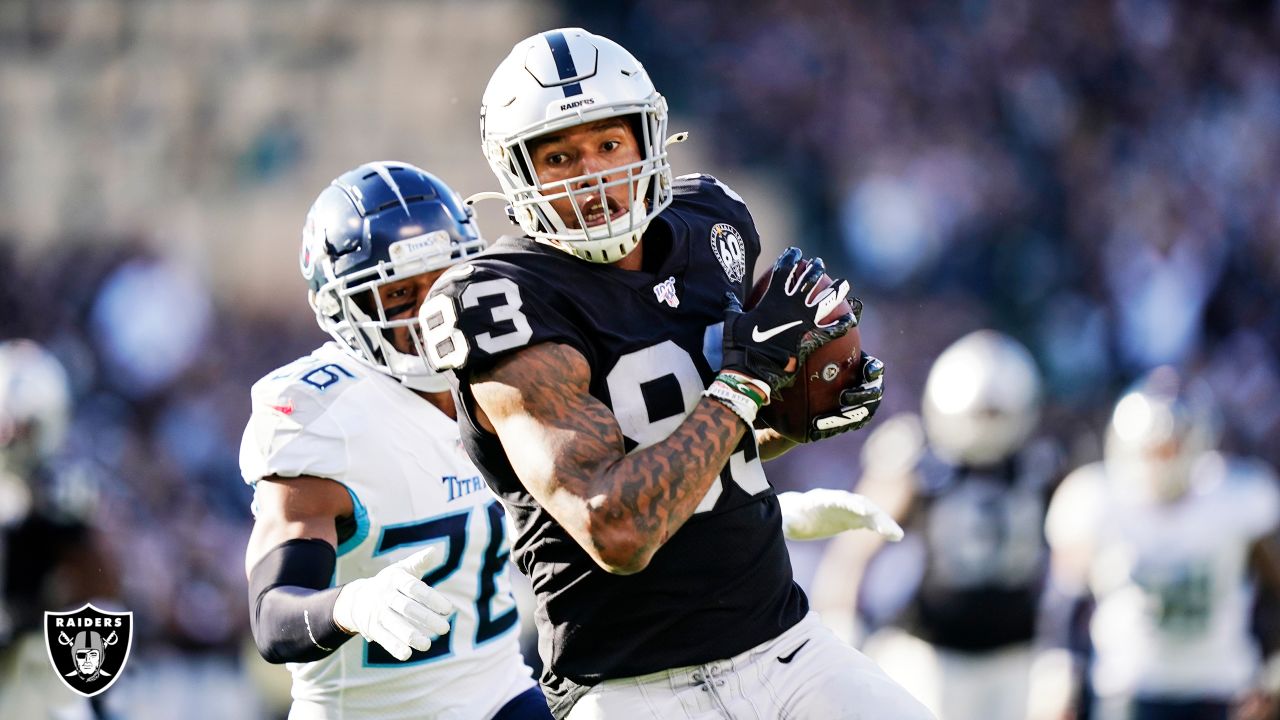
top-left (302, 162), bottom-right (485, 391)
top-left (480, 28), bottom-right (673, 264)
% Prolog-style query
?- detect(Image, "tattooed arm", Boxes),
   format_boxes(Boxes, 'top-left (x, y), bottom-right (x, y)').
top-left (470, 342), bottom-right (747, 575)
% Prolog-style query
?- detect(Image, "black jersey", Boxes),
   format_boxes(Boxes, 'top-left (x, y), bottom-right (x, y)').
top-left (427, 175), bottom-right (807, 689)
top-left (900, 440), bottom-right (1062, 651)
top-left (1, 465), bottom-right (94, 648)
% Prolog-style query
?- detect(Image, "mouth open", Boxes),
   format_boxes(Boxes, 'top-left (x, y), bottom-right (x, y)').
top-left (578, 195), bottom-right (629, 227)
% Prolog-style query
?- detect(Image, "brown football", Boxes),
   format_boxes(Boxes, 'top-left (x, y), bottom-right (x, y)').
top-left (745, 260), bottom-right (862, 444)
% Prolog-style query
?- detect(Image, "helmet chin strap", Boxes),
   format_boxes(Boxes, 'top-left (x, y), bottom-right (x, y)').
top-left (399, 371), bottom-right (451, 393)
top-left (384, 344), bottom-right (451, 393)
top-left (331, 299), bottom-right (452, 393)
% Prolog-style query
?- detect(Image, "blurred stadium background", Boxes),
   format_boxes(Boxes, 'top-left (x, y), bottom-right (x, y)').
top-left (1, 0), bottom-right (1279, 717)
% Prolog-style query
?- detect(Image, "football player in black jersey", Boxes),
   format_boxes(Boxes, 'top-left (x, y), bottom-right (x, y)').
top-left (0, 340), bottom-right (116, 719)
top-left (421, 28), bottom-right (933, 720)
top-left (811, 331), bottom-right (1063, 720)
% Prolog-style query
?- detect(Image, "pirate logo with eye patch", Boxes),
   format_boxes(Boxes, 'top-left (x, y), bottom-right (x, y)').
top-left (45, 603), bottom-right (133, 697)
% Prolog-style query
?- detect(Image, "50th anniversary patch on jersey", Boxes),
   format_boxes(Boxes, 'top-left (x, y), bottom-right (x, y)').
top-left (44, 603), bottom-right (133, 697)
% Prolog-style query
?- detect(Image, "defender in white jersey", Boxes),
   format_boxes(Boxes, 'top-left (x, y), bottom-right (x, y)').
top-left (1045, 367), bottom-right (1280, 720)
top-left (240, 162), bottom-right (550, 720)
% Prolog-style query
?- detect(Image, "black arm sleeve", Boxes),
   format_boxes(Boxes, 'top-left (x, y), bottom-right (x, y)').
top-left (247, 538), bottom-right (353, 664)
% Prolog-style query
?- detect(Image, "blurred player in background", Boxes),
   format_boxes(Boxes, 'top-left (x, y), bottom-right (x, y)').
top-left (811, 330), bottom-right (1064, 720)
top-left (239, 162), bottom-right (550, 719)
top-left (422, 28), bottom-right (928, 720)
top-left (1045, 367), bottom-right (1280, 720)
top-left (0, 339), bottom-right (116, 719)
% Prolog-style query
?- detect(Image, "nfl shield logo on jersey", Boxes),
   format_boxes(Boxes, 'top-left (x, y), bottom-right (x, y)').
top-left (44, 603), bottom-right (134, 697)
top-left (709, 223), bottom-right (746, 283)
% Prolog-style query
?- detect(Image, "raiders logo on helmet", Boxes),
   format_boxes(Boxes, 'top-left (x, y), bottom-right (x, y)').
top-left (44, 603), bottom-right (134, 697)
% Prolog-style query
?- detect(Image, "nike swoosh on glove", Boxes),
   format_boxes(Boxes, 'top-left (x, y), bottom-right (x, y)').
top-left (777, 488), bottom-right (904, 541)
top-left (808, 353), bottom-right (885, 442)
top-left (332, 546), bottom-right (454, 661)
top-left (722, 247), bottom-right (856, 396)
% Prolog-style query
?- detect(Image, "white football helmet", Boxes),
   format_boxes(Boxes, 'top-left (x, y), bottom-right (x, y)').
top-left (480, 28), bottom-right (672, 264)
top-left (0, 339), bottom-right (71, 472)
top-left (922, 330), bottom-right (1043, 467)
top-left (1105, 366), bottom-right (1218, 503)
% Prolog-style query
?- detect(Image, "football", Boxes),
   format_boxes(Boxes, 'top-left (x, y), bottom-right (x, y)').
top-left (745, 261), bottom-right (862, 444)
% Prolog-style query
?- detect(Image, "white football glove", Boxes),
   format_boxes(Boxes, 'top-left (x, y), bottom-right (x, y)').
top-left (332, 546), bottom-right (454, 661)
top-left (778, 489), bottom-right (904, 542)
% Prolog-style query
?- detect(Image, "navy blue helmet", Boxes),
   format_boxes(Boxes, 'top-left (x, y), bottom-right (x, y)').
top-left (301, 161), bottom-right (485, 390)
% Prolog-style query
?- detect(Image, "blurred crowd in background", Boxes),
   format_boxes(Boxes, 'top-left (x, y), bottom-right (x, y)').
top-left (1, 0), bottom-right (1279, 718)
top-left (574, 0), bottom-right (1280, 474)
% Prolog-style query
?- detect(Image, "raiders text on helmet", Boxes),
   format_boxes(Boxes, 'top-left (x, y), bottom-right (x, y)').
top-left (480, 28), bottom-right (673, 264)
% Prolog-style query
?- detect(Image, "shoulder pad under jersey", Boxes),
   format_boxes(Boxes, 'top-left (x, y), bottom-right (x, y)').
top-left (239, 346), bottom-right (370, 486)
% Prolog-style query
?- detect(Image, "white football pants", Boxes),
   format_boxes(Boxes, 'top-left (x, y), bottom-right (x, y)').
top-left (565, 612), bottom-right (936, 720)
top-left (863, 627), bottom-right (1035, 720)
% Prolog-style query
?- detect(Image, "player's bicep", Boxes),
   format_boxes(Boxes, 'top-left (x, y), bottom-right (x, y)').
top-left (245, 475), bottom-right (353, 576)
top-left (469, 342), bottom-right (625, 541)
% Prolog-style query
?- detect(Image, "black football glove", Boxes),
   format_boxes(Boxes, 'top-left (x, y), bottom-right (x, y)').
top-left (722, 247), bottom-right (856, 396)
top-left (808, 353), bottom-right (884, 442)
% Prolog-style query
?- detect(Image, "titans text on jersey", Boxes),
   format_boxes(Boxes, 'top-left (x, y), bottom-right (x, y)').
top-left (423, 174), bottom-right (809, 688)
top-left (240, 343), bottom-right (531, 719)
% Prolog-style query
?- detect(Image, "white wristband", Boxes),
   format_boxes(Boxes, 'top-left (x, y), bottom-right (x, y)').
top-left (703, 381), bottom-right (759, 425)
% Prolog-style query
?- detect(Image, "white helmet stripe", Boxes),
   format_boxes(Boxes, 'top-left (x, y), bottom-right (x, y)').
top-left (367, 162), bottom-right (412, 217)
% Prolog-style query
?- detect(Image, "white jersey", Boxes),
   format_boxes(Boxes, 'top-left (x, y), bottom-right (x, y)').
top-left (1046, 452), bottom-right (1280, 699)
top-left (240, 343), bottom-right (535, 720)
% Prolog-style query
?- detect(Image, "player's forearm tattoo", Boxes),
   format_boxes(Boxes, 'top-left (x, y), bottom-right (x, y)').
top-left (474, 343), bottom-right (746, 565)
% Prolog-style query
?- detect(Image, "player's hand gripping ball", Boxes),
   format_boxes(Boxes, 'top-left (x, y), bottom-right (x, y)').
top-left (746, 261), bottom-right (880, 443)
top-left (721, 248), bottom-right (855, 396)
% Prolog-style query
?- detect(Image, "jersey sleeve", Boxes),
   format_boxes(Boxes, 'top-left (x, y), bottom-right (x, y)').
top-left (238, 363), bottom-right (354, 487)
top-left (425, 259), bottom-right (593, 376)
top-left (680, 173), bottom-right (764, 289)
